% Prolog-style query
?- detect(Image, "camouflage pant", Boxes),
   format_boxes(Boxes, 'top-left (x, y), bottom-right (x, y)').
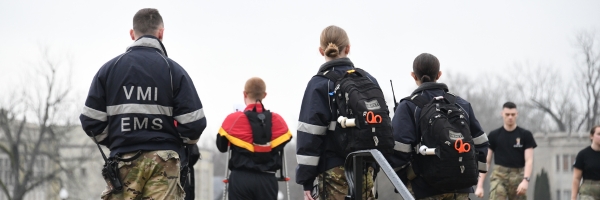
top-left (101, 150), bottom-right (185, 200)
top-left (579, 179), bottom-right (600, 200)
top-left (401, 165), bottom-right (468, 200)
top-left (419, 193), bottom-right (469, 200)
top-left (317, 166), bottom-right (374, 200)
top-left (489, 165), bottom-right (526, 200)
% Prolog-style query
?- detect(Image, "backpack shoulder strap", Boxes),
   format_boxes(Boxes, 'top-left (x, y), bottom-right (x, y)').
top-left (243, 110), bottom-right (273, 146)
top-left (353, 68), bottom-right (368, 77)
top-left (444, 92), bottom-right (457, 105)
top-left (401, 94), bottom-right (429, 108)
top-left (315, 69), bottom-right (343, 83)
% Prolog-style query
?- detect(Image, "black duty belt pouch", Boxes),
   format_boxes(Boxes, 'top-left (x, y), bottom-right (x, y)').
top-left (90, 133), bottom-right (124, 193)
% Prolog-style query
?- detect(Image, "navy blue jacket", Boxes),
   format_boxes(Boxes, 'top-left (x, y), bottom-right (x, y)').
top-left (80, 35), bottom-right (207, 158)
top-left (391, 82), bottom-right (489, 198)
top-left (295, 58), bottom-right (379, 190)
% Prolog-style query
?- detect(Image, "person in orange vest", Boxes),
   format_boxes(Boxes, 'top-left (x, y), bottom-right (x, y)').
top-left (216, 77), bottom-right (292, 200)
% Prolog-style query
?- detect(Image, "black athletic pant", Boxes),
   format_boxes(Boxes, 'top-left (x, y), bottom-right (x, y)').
top-left (229, 169), bottom-right (278, 200)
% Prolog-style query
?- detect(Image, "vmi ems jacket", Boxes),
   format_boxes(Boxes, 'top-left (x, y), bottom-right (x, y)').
top-left (80, 35), bottom-right (206, 157)
top-left (295, 58), bottom-right (380, 190)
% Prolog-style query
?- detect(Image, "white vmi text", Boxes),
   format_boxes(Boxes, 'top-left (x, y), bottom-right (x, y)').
top-left (124, 86), bottom-right (158, 101)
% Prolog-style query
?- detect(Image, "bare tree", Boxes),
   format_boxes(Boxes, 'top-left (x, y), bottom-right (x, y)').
top-left (444, 71), bottom-right (509, 132)
top-left (509, 63), bottom-right (580, 134)
top-left (0, 46), bottom-right (84, 200)
top-left (574, 30), bottom-right (600, 132)
top-left (444, 70), bottom-right (551, 133)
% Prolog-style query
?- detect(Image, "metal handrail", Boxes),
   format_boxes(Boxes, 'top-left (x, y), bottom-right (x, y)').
top-left (344, 149), bottom-right (414, 200)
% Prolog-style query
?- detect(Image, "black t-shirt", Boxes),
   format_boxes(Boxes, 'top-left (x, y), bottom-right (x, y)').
top-left (573, 146), bottom-right (600, 180)
top-left (488, 126), bottom-right (537, 168)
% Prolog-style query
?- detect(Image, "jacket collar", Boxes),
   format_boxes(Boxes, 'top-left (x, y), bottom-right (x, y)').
top-left (245, 103), bottom-right (264, 112)
top-left (127, 35), bottom-right (168, 57)
top-left (411, 82), bottom-right (449, 95)
top-left (317, 57), bottom-right (354, 73)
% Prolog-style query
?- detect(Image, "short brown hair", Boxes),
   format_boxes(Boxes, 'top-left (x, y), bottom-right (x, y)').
top-left (320, 25), bottom-right (350, 58)
top-left (133, 8), bottom-right (163, 36)
top-left (244, 77), bottom-right (266, 100)
top-left (591, 125), bottom-right (600, 137)
top-left (503, 102), bottom-right (517, 109)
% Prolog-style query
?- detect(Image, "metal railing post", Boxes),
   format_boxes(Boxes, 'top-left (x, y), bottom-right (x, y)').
top-left (353, 155), bottom-right (363, 200)
top-left (344, 149), bottom-right (415, 200)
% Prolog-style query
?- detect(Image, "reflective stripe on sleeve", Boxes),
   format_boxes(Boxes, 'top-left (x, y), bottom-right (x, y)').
top-left (473, 133), bottom-right (489, 145)
top-left (297, 121), bottom-right (327, 135)
top-left (82, 106), bottom-right (108, 122)
top-left (90, 126), bottom-right (108, 143)
top-left (478, 161), bottom-right (487, 172)
top-left (297, 155), bottom-right (320, 166)
top-left (174, 108), bottom-right (205, 124)
top-left (394, 141), bottom-right (412, 153)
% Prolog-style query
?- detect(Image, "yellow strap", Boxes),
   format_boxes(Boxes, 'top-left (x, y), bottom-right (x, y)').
top-left (218, 127), bottom-right (254, 152)
top-left (271, 130), bottom-right (292, 148)
top-left (218, 128), bottom-right (292, 152)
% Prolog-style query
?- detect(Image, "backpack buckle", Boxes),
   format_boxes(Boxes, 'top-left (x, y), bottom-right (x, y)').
top-left (373, 136), bottom-right (379, 146)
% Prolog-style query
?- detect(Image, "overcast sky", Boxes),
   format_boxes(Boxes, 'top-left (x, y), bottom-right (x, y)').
top-left (1, 0), bottom-right (599, 146)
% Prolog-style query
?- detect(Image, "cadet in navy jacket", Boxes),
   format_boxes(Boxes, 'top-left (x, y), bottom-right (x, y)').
top-left (79, 18), bottom-right (206, 161)
top-left (79, 8), bottom-right (206, 199)
top-left (296, 25), bottom-right (379, 200)
top-left (391, 53), bottom-right (489, 199)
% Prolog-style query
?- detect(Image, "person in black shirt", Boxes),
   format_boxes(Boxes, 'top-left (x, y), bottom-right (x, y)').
top-left (476, 102), bottom-right (537, 200)
top-left (571, 125), bottom-right (600, 200)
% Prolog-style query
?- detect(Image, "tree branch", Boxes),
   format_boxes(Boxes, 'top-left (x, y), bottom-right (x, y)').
top-left (0, 179), bottom-right (12, 200)
top-left (531, 98), bottom-right (566, 132)
top-left (25, 168), bottom-right (62, 192)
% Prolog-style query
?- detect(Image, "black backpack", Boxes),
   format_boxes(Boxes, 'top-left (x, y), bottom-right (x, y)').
top-left (243, 102), bottom-right (280, 165)
top-left (227, 102), bottom-right (288, 173)
top-left (317, 68), bottom-right (394, 157)
top-left (403, 93), bottom-right (478, 192)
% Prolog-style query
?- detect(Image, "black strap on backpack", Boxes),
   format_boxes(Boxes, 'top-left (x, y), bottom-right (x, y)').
top-left (401, 92), bottom-right (460, 138)
top-left (402, 92), bottom-right (457, 108)
top-left (318, 67), bottom-right (370, 83)
top-left (243, 100), bottom-right (274, 165)
top-left (245, 100), bottom-right (272, 147)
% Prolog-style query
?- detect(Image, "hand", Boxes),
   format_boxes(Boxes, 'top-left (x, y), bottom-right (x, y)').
top-left (304, 190), bottom-right (315, 200)
top-left (475, 186), bottom-right (484, 198)
top-left (516, 180), bottom-right (528, 195)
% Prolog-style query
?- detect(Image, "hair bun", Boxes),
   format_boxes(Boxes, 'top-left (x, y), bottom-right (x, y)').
top-left (420, 75), bottom-right (432, 82)
top-left (324, 42), bottom-right (340, 58)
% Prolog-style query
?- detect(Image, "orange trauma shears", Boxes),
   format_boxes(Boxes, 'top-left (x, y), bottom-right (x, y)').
top-left (365, 111), bottom-right (382, 124)
top-left (454, 139), bottom-right (470, 153)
